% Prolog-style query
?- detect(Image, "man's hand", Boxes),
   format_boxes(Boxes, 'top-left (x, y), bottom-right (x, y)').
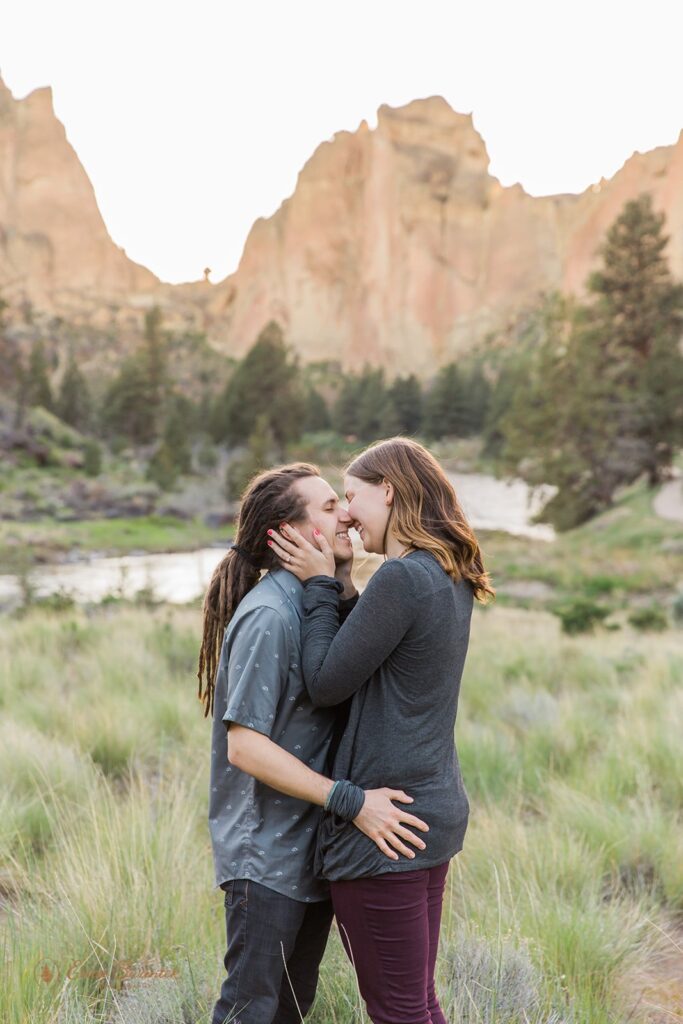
top-left (353, 788), bottom-right (429, 861)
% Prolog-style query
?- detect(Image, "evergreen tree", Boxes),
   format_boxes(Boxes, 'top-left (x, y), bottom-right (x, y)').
top-left (385, 374), bottom-right (424, 435)
top-left (26, 339), bottom-right (53, 411)
top-left (303, 386), bottom-right (331, 432)
top-left (83, 439), bottom-right (102, 476)
top-left (225, 414), bottom-right (278, 500)
top-left (585, 192), bottom-right (683, 483)
top-left (332, 374), bottom-right (361, 437)
top-left (355, 366), bottom-right (389, 440)
top-left (492, 292), bottom-right (619, 527)
top-left (100, 306), bottom-right (170, 444)
top-left (423, 363), bottom-right (468, 439)
top-left (460, 364), bottom-right (491, 435)
top-left (332, 365), bottom-right (389, 441)
top-left (495, 196), bottom-right (683, 528)
top-left (57, 347), bottom-right (92, 431)
top-left (211, 322), bottom-right (305, 451)
top-left (101, 357), bottom-right (158, 444)
top-left (142, 305), bottom-right (168, 431)
top-left (146, 442), bottom-right (178, 492)
top-left (160, 393), bottom-right (193, 474)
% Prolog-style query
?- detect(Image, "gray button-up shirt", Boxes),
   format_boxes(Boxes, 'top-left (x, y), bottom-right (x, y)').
top-left (208, 567), bottom-right (344, 902)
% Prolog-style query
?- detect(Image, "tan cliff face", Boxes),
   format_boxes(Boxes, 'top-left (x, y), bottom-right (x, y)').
top-left (0, 76), bottom-right (158, 323)
top-left (1, 76), bottom-right (681, 375)
top-left (206, 96), bottom-right (683, 376)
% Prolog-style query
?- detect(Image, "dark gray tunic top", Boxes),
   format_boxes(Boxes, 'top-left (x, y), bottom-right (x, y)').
top-left (208, 567), bottom-right (355, 902)
top-left (301, 549), bottom-right (474, 881)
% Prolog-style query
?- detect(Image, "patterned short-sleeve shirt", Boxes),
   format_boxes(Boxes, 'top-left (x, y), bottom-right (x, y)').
top-left (208, 568), bottom-right (340, 902)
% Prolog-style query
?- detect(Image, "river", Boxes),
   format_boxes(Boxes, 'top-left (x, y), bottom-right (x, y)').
top-left (0, 472), bottom-right (556, 607)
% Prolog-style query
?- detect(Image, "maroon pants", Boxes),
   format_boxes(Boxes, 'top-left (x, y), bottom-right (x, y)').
top-left (329, 860), bottom-right (450, 1024)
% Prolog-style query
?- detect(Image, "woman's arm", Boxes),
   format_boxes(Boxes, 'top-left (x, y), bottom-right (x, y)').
top-left (301, 558), bottom-right (417, 707)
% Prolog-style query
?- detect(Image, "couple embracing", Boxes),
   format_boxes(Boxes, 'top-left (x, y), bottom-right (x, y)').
top-left (197, 436), bottom-right (495, 1024)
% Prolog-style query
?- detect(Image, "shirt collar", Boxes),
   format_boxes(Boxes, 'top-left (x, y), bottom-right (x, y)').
top-left (266, 568), bottom-right (304, 611)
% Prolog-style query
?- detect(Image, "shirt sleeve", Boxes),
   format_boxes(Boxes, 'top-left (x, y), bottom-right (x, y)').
top-left (300, 559), bottom-right (418, 707)
top-left (220, 605), bottom-right (290, 738)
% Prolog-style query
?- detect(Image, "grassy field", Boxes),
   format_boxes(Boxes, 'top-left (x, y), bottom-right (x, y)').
top-left (1, 586), bottom-right (682, 1022)
top-left (1, 456), bottom-right (682, 1022)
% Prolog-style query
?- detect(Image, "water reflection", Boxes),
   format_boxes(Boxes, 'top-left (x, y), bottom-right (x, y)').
top-left (0, 472), bottom-right (556, 607)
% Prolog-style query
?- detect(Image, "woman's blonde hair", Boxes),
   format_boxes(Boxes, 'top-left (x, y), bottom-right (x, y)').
top-left (345, 437), bottom-right (495, 603)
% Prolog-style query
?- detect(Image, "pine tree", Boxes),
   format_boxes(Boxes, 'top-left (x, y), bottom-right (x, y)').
top-left (460, 364), bottom-right (491, 435)
top-left (355, 366), bottom-right (389, 440)
top-left (143, 305), bottom-right (168, 432)
top-left (57, 347), bottom-right (92, 431)
top-left (101, 357), bottom-right (158, 444)
top-left (496, 193), bottom-right (683, 530)
top-left (332, 374), bottom-right (361, 437)
top-left (225, 414), bottom-right (278, 500)
top-left (26, 339), bottom-right (53, 411)
top-left (100, 307), bottom-right (170, 444)
top-left (211, 321), bottom-right (305, 451)
top-left (160, 393), bottom-right (193, 474)
top-left (386, 374), bottom-right (424, 435)
top-left (303, 386), bottom-right (331, 432)
top-left (423, 363), bottom-right (468, 439)
top-left (331, 365), bottom-right (389, 441)
top-left (83, 439), bottom-right (102, 476)
top-left (586, 192), bottom-right (683, 483)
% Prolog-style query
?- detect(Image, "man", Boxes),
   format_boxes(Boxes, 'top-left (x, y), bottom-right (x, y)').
top-left (208, 471), bottom-right (427, 1024)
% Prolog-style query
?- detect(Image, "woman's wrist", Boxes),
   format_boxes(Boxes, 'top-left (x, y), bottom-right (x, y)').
top-left (302, 575), bottom-right (344, 592)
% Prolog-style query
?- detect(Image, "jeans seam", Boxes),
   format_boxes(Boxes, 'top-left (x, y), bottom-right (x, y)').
top-left (228, 881), bottom-right (250, 1023)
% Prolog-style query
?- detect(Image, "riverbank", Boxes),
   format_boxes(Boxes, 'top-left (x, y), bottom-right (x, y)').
top-left (0, 514), bottom-right (235, 573)
top-left (0, 436), bottom-right (493, 572)
top-left (2, 463), bottom-right (681, 623)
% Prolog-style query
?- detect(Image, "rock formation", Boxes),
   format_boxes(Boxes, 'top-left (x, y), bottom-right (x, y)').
top-left (1, 76), bottom-right (681, 376)
top-left (0, 76), bottom-right (158, 325)
top-left (206, 97), bottom-right (683, 375)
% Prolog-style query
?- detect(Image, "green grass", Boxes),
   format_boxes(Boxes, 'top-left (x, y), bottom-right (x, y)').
top-left (0, 515), bottom-right (233, 572)
top-left (478, 468), bottom-right (683, 609)
top-left (1, 599), bottom-right (681, 1022)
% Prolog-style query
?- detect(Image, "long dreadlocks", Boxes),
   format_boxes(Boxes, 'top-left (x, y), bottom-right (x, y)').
top-left (196, 462), bottom-right (320, 718)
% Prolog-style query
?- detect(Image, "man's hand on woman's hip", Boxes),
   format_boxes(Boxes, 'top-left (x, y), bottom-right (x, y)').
top-left (353, 789), bottom-right (429, 861)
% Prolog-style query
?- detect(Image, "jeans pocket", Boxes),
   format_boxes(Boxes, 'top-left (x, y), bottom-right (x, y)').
top-left (222, 880), bottom-right (235, 908)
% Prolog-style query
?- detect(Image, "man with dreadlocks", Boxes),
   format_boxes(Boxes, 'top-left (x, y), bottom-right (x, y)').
top-left (198, 463), bottom-right (429, 1024)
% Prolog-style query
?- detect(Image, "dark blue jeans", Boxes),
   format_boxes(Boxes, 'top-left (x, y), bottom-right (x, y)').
top-left (211, 878), bottom-right (334, 1024)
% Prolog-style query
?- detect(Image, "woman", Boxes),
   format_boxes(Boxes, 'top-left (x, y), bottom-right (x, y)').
top-left (267, 437), bottom-right (495, 1024)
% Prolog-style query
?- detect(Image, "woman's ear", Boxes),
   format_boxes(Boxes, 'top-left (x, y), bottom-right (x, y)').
top-left (383, 479), bottom-right (394, 506)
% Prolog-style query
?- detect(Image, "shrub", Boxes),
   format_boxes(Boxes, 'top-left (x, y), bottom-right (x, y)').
top-left (83, 440), bottom-right (102, 477)
top-left (552, 598), bottom-right (612, 635)
top-left (628, 605), bottom-right (668, 632)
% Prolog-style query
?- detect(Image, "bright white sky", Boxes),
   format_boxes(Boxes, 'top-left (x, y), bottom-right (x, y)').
top-left (1, 0), bottom-right (681, 285)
